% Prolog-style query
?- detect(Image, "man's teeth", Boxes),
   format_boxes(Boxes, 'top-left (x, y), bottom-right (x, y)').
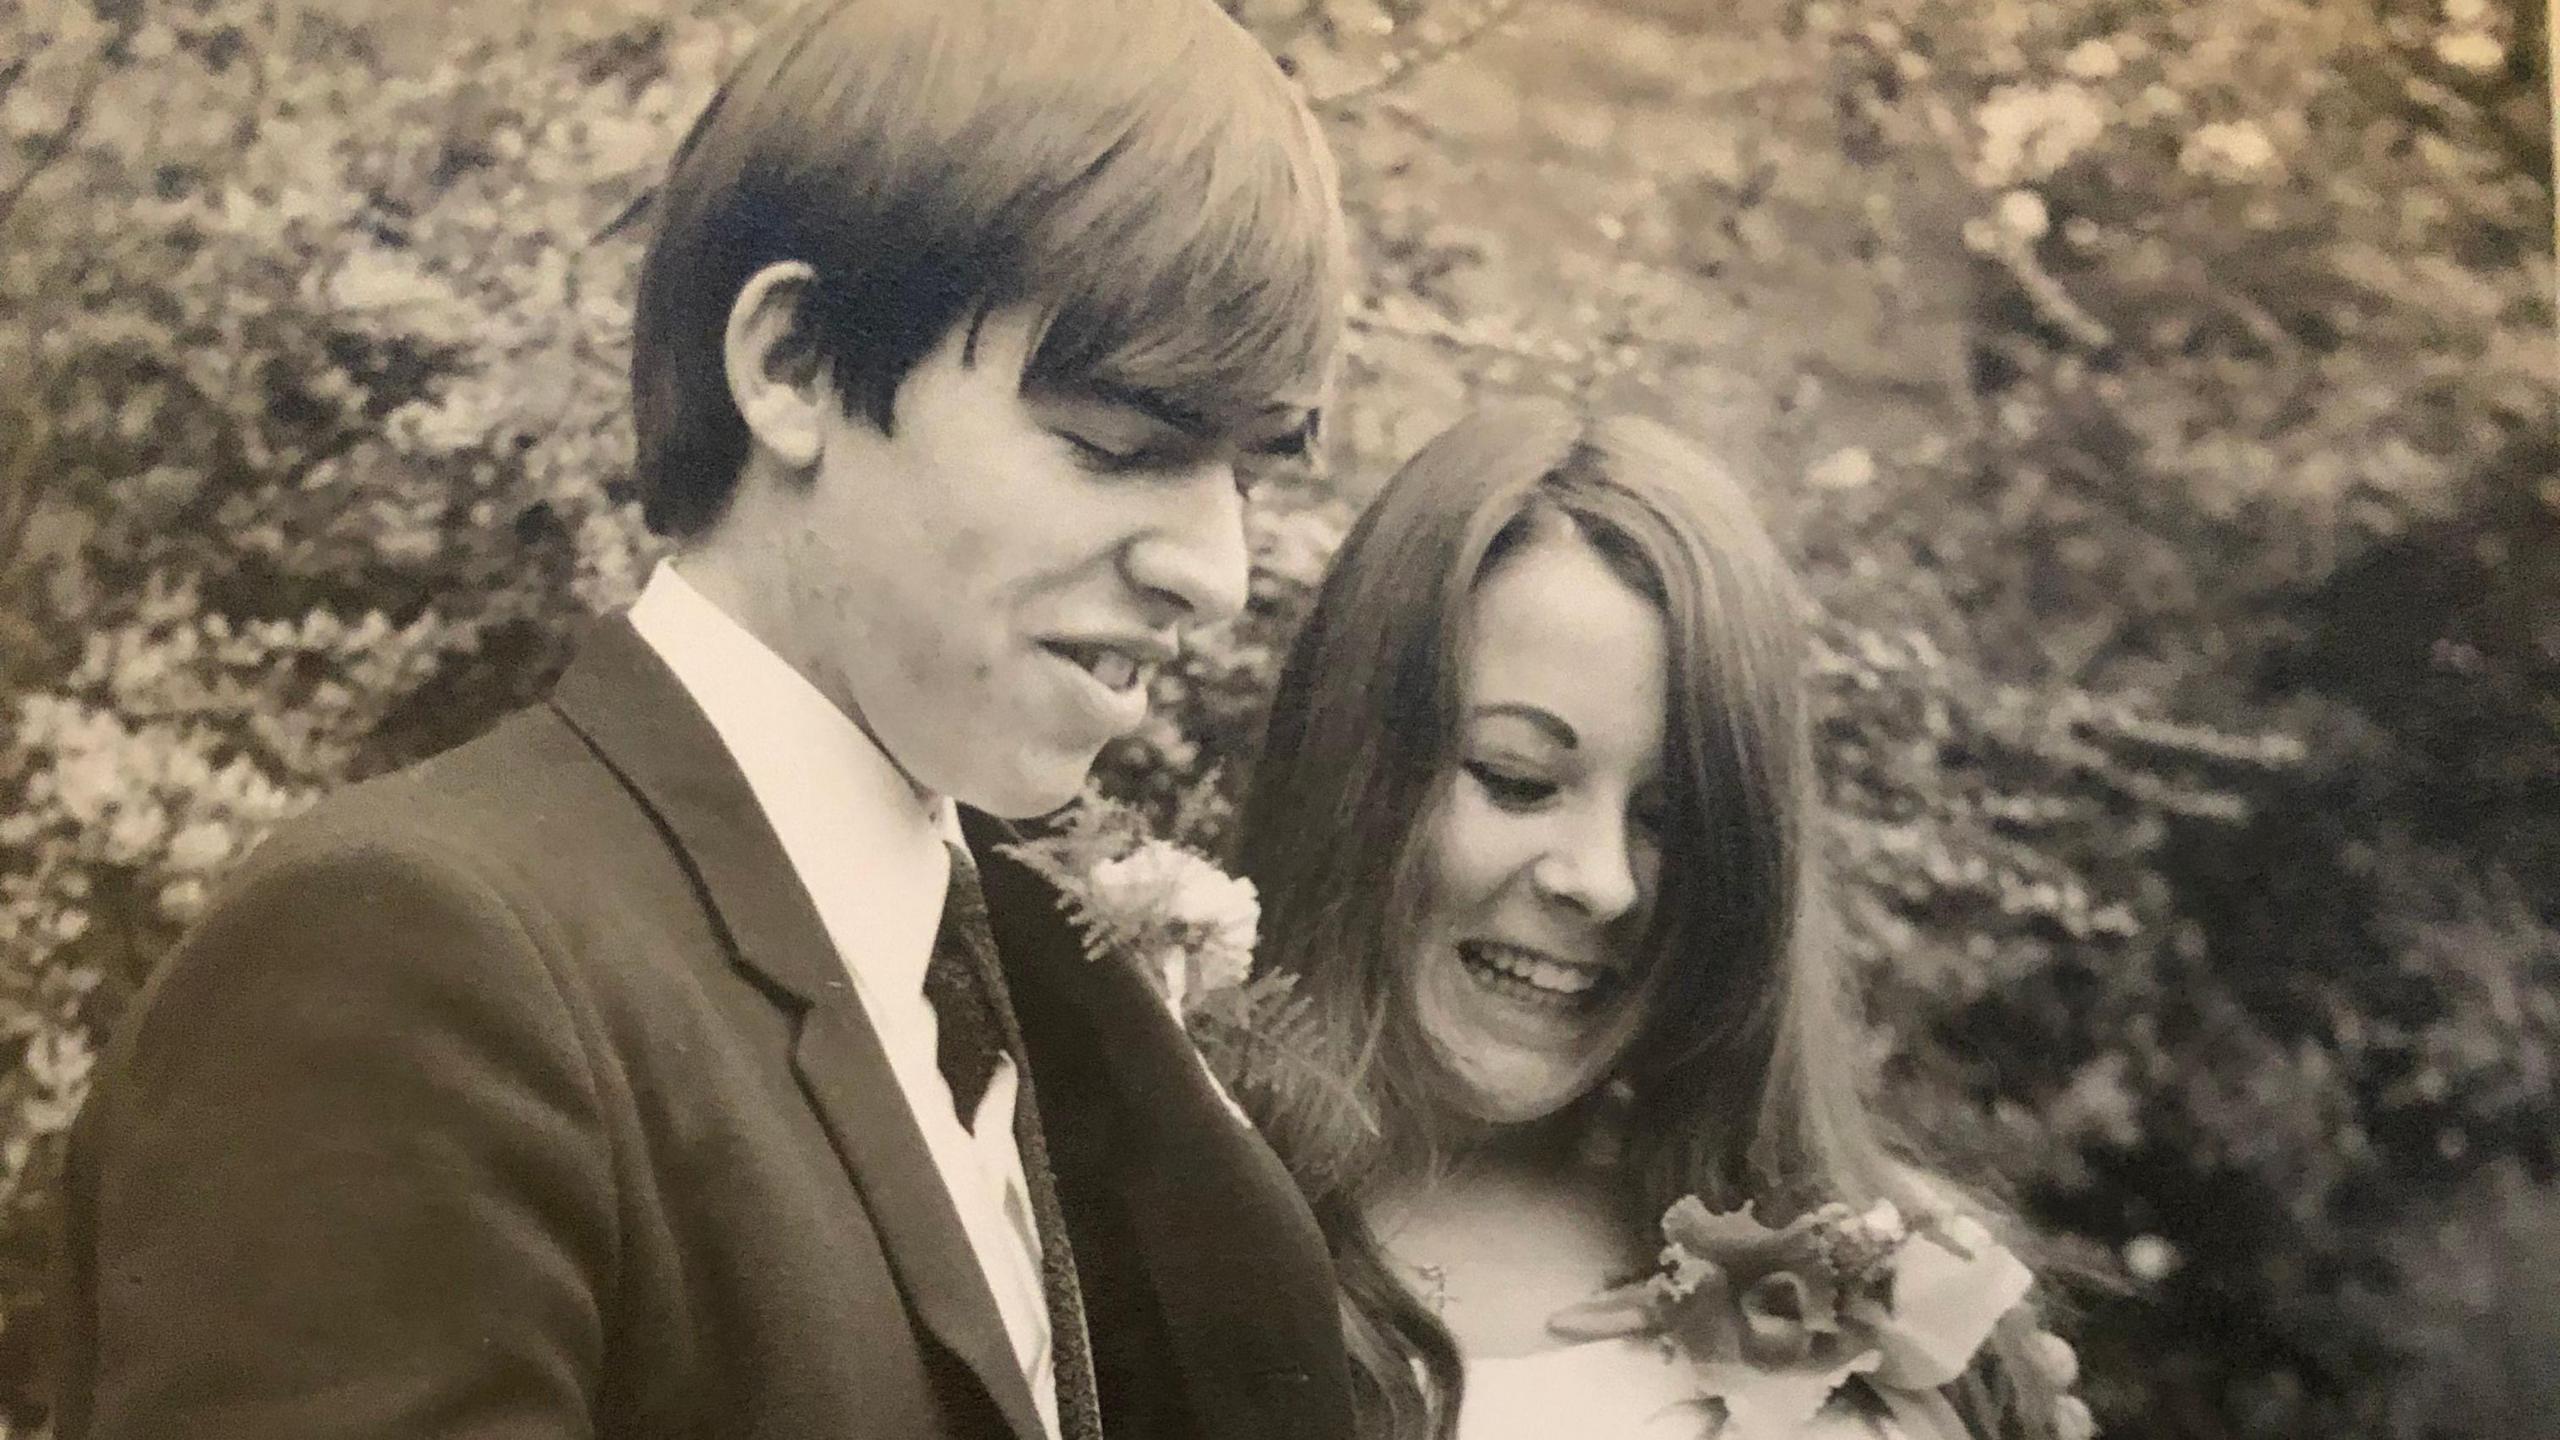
top-left (1056, 645), bottom-right (1143, 692)
top-left (1089, 652), bottom-right (1138, 691)
top-left (1462, 942), bottom-right (1605, 998)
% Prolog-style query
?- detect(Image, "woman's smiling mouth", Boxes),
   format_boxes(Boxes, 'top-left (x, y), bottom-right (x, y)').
top-left (1454, 940), bottom-right (1620, 1013)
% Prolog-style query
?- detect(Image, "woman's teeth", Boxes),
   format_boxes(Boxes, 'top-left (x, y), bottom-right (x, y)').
top-left (1458, 941), bottom-right (1609, 1008)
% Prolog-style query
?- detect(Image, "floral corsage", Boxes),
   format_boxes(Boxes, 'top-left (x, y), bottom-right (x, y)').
top-left (1557, 1197), bottom-right (2092, 1440)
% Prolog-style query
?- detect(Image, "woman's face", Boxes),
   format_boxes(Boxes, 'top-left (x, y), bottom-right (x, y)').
top-left (1408, 530), bottom-right (1669, 1130)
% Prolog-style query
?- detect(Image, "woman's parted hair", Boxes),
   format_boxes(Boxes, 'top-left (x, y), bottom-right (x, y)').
top-left (1235, 401), bottom-right (2066, 1440)
top-left (630, 0), bottom-right (1349, 538)
top-left (1238, 400), bottom-right (1826, 1206)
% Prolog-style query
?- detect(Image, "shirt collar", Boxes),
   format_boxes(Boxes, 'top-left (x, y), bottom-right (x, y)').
top-left (628, 559), bottom-right (962, 1004)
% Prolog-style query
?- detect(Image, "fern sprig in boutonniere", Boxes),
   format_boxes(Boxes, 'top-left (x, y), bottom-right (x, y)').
top-left (999, 790), bottom-right (1341, 1123)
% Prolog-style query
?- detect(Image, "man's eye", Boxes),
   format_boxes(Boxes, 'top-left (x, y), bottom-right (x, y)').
top-left (1464, 762), bottom-right (1554, 809)
top-left (1058, 431), bottom-right (1146, 472)
top-left (1232, 454), bottom-right (1277, 499)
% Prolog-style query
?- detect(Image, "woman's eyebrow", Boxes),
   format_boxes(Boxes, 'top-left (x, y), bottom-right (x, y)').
top-left (1244, 414), bottom-right (1318, 459)
top-left (1471, 702), bottom-right (1578, 749)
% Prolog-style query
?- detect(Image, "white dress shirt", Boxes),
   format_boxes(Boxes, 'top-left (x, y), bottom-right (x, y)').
top-left (629, 561), bottom-right (1060, 1440)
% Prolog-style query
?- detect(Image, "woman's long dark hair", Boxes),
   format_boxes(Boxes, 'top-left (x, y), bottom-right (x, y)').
top-left (1234, 402), bottom-right (2068, 1440)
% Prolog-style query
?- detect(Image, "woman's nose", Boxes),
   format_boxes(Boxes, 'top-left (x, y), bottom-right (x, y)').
top-left (1528, 806), bottom-right (1641, 923)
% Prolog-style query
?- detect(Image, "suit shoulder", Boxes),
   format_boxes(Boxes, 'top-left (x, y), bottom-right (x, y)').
top-left (146, 704), bottom-right (642, 1017)
top-left (312, 704), bottom-right (610, 844)
top-left (252, 703), bottom-right (669, 902)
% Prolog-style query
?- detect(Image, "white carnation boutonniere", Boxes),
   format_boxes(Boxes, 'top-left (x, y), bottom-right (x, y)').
top-left (1001, 790), bottom-right (1325, 1128)
top-left (1080, 840), bottom-right (1259, 1022)
top-left (1554, 1197), bottom-right (2091, 1440)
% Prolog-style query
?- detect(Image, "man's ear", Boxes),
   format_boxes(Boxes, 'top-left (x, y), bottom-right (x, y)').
top-left (722, 260), bottom-right (825, 470)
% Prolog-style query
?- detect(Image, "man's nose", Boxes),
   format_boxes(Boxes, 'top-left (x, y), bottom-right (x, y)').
top-left (1122, 463), bottom-right (1251, 625)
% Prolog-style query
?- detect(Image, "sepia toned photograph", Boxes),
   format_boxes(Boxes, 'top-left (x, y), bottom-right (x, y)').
top-left (0, 0), bottom-right (2551, 1437)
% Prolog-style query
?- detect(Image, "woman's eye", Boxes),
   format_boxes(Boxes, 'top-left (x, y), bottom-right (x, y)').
top-left (1232, 440), bottom-right (1313, 499)
top-left (1631, 797), bottom-right (1668, 840)
top-left (1464, 762), bottom-right (1554, 809)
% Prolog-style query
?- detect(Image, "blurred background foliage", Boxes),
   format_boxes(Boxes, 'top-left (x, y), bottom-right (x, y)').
top-left (0, 0), bottom-right (2550, 1434)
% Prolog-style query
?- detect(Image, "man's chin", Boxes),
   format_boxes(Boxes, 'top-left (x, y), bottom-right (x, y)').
top-left (958, 751), bottom-right (1104, 822)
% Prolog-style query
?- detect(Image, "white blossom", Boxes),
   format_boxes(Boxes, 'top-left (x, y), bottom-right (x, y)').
top-left (1809, 447), bottom-right (1878, 491)
top-left (1974, 83), bottom-right (2107, 187)
top-left (2432, 31), bottom-right (2504, 73)
top-left (2180, 121), bottom-right (2278, 181)
top-left (2061, 39), bottom-right (2122, 80)
top-left (158, 877), bottom-right (213, 923)
top-left (101, 803), bottom-right (172, 865)
top-left (164, 820), bottom-right (236, 874)
top-left (2123, 1233), bottom-right (2181, 1281)
top-left (1997, 188), bottom-right (2051, 240)
top-left (328, 246), bottom-right (450, 313)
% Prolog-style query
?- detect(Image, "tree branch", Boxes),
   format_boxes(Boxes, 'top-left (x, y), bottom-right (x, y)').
top-left (0, 12), bottom-right (143, 239)
top-left (0, 389), bottom-right (46, 580)
top-left (1316, 0), bottom-right (1533, 110)
top-left (1349, 296), bottom-right (1589, 369)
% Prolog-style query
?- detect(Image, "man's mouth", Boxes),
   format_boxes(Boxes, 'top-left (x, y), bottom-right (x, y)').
top-left (1455, 940), bottom-right (1619, 1012)
top-left (1040, 640), bottom-right (1162, 696)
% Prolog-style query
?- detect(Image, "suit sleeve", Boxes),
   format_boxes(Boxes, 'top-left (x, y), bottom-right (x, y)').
top-left (62, 831), bottom-right (617, 1440)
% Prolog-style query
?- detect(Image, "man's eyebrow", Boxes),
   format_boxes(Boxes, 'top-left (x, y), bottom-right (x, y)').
top-left (1472, 702), bottom-right (1577, 749)
top-left (1078, 381), bottom-right (1211, 437)
top-left (1074, 382), bottom-right (1319, 457)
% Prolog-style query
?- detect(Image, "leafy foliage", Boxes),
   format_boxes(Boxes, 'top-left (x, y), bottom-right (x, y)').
top-left (0, 0), bottom-right (2549, 1434)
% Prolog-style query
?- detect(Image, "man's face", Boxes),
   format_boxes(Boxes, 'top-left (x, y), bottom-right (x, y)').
top-left (760, 306), bottom-right (1290, 817)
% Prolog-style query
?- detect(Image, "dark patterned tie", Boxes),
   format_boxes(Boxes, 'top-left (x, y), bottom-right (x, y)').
top-left (924, 843), bottom-right (1104, 1440)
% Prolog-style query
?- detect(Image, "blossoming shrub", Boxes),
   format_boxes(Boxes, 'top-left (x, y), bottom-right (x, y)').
top-left (0, 0), bottom-right (740, 1401)
top-left (1789, 3), bottom-right (2555, 1433)
top-left (0, 0), bottom-right (2548, 1434)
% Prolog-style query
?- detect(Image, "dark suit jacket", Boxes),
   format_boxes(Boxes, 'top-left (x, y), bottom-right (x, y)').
top-left (53, 616), bottom-right (1353, 1440)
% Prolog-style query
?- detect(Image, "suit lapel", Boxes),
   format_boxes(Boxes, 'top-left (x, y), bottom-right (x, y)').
top-left (550, 617), bottom-right (1047, 1440)
top-left (967, 812), bottom-right (1351, 1440)
top-left (788, 1004), bottom-right (1050, 1440)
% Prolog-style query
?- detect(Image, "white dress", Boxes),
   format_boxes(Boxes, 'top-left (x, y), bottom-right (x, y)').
top-left (1457, 1337), bottom-right (1907, 1440)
